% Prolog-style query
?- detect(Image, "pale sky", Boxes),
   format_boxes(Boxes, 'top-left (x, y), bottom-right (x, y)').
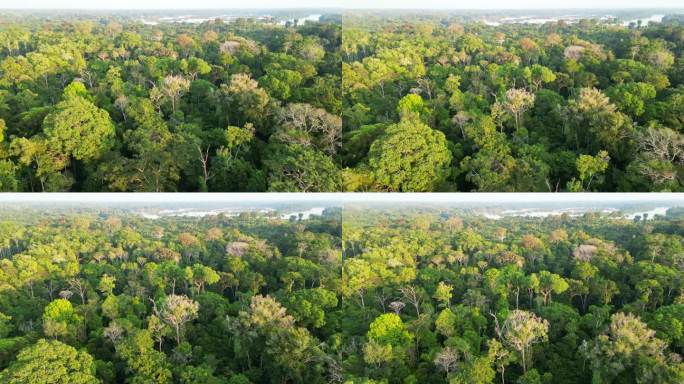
top-left (1, 0), bottom-right (683, 9)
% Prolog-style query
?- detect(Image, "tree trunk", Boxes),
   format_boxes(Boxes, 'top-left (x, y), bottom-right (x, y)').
top-left (521, 347), bottom-right (527, 373)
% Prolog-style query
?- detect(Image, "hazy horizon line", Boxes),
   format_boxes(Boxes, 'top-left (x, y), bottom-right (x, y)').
top-left (1, 7), bottom-right (683, 11)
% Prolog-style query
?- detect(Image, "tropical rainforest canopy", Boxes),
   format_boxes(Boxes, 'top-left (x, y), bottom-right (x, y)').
top-left (0, 203), bottom-right (683, 383)
top-left (0, 14), bottom-right (341, 191)
top-left (2, 12), bottom-right (684, 191)
top-left (342, 15), bottom-right (684, 191)
top-left (340, 204), bottom-right (684, 383)
top-left (0, 205), bottom-right (343, 383)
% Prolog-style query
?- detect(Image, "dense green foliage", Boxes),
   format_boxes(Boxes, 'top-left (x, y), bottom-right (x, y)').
top-left (0, 207), bottom-right (342, 383)
top-left (342, 16), bottom-right (684, 191)
top-left (3, 13), bottom-right (684, 191)
top-left (341, 206), bottom-right (684, 383)
top-left (0, 15), bottom-right (341, 191)
top-left (1, 203), bottom-right (684, 383)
